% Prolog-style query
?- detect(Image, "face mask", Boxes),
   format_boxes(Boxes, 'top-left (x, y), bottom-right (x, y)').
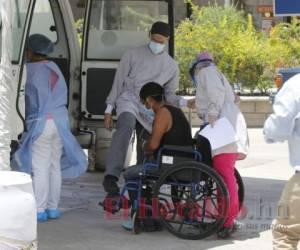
top-left (149, 41), bottom-right (165, 55)
top-left (141, 105), bottom-right (155, 119)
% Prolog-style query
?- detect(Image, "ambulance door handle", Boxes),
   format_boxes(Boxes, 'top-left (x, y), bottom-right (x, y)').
top-left (50, 25), bottom-right (56, 32)
top-left (19, 89), bottom-right (25, 96)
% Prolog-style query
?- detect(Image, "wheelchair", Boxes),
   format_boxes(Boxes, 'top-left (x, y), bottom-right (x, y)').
top-left (112, 134), bottom-right (245, 240)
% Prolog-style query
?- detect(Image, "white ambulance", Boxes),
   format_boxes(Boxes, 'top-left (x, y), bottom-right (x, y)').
top-left (5, 0), bottom-right (174, 170)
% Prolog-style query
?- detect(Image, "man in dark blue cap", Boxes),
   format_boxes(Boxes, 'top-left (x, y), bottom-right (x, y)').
top-left (102, 21), bottom-right (193, 210)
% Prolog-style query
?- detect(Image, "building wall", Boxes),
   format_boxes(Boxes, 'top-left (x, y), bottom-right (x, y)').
top-left (69, 0), bottom-right (282, 30)
top-left (182, 97), bottom-right (272, 128)
top-left (241, 0), bottom-right (277, 28)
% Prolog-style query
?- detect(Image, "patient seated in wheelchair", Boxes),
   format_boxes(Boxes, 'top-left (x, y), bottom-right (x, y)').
top-left (124, 82), bottom-right (193, 180)
top-left (121, 82), bottom-right (193, 231)
top-left (102, 82), bottom-right (237, 238)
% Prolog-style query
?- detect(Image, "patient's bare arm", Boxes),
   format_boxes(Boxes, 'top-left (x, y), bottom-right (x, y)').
top-left (144, 107), bottom-right (171, 155)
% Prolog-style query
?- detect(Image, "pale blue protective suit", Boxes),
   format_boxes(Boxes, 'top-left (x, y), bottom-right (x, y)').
top-left (12, 61), bottom-right (87, 178)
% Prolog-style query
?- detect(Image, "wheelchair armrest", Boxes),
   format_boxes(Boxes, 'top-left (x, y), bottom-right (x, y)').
top-left (157, 145), bottom-right (201, 163)
top-left (160, 145), bottom-right (194, 154)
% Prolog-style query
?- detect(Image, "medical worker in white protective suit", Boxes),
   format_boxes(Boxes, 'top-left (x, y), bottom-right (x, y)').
top-left (102, 21), bottom-right (193, 209)
top-left (264, 74), bottom-right (300, 249)
top-left (12, 34), bottom-right (87, 222)
top-left (190, 51), bottom-right (249, 238)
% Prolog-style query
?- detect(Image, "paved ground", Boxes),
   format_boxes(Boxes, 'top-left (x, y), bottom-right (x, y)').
top-left (37, 129), bottom-right (298, 250)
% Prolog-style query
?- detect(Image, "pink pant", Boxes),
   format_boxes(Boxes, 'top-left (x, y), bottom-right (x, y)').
top-left (213, 153), bottom-right (239, 228)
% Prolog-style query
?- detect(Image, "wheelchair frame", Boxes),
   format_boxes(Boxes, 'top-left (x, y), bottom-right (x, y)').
top-left (114, 146), bottom-right (244, 240)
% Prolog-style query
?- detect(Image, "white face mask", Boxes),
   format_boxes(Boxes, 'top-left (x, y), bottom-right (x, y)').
top-left (149, 41), bottom-right (165, 55)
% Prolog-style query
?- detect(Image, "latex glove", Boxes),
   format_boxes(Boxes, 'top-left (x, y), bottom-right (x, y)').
top-left (208, 115), bottom-right (218, 127)
top-left (263, 130), bottom-right (275, 144)
top-left (104, 113), bottom-right (113, 131)
top-left (234, 94), bottom-right (241, 104)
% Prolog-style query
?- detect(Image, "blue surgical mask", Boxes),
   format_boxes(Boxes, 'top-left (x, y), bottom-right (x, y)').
top-left (149, 41), bottom-right (165, 55)
top-left (141, 105), bottom-right (155, 119)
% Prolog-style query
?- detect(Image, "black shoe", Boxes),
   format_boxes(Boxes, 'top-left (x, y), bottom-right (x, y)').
top-left (217, 225), bottom-right (234, 239)
top-left (217, 220), bottom-right (243, 239)
top-left (100, 194), bottom-right (121, 214)
top-left (100, 194), bottom-right (131, 214)
top-left (232, 220), bottom-right (244, 233)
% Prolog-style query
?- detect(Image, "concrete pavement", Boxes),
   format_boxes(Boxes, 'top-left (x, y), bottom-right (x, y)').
top-left (37, 129), bottom-right (297, 250)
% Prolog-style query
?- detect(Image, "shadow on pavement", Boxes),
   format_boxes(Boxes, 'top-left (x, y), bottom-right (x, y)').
top-left (37, 173), bottom-right (287, 250)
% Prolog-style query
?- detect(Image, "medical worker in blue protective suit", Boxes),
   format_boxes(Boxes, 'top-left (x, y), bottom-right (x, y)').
top-left (12, 34), bottom-right (87, 222)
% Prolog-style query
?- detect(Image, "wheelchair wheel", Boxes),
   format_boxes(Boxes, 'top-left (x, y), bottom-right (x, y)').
top-left (234, 168), bottom-right (244, 210)
top-left (153, 161), bottom-right (229, 240)
top-left (132, 211), bottom-right (141, 234)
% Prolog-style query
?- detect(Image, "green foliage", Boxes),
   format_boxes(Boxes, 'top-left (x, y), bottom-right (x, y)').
top-left (122, 6), bottom-right (168, 31)
top-left (75, 18), bottom-right (84, 47)
top-left (175, 4), bottom-right (300, 94)
top-left (268, 17), bottom-right (300, 67)
top-left (72, 4), bottom-right (300, 95)
top-left (176, 4), bottom-right (249, 92)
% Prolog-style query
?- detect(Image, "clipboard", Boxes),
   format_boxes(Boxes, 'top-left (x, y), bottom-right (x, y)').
top-left (199, 117), bottom-right (238, 150)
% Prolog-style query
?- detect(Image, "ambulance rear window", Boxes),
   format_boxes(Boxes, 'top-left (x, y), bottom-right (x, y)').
top-left (86, 0), bottom-right (168, 60)
top-left (3, 0), bottom-right (31, 63)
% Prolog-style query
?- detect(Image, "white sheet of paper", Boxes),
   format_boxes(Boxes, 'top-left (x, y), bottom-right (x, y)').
top-left (199, 117), bottom-right (238, 150)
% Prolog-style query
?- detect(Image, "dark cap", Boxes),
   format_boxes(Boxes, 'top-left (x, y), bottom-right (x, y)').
top-left (150, 21), bottom-right (170, 37)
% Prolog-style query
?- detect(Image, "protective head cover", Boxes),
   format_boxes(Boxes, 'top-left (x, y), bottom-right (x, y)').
top-left (27, 34), bottom-right (54, 56)
top-left (189, 51), bottom-right (214, 86)
top-left (150, 21), bottom-right (170, 37)
top-left (197, 51), bottom-right (214, 62)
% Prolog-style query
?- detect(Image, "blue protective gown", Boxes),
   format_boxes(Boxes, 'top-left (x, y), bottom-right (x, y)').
top-left (12, 61), bottom-right (87, 178)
